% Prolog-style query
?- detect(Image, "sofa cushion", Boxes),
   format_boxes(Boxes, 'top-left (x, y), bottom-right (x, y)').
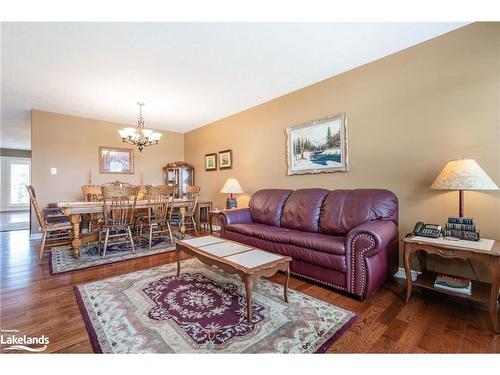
top-left (319, 189), bottom-right (399, 235)
top-left (224, 230), bottom-right (347, 273)
top-left (287, 231), bottom-right (345, 255)
top-left (280, 188), bottom-right (329, 232)
top-left (226, 222), bottom-right (345, 256)
top-left (274, 243), bottom-right (346, 273)
top-left (249, 189), bottom-right (292, 226)
top-left (225, 223), bottom-right (293, 243)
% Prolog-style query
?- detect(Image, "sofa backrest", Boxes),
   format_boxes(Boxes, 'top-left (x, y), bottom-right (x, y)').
top-left (280, 189), bottom-right (329, 232)
top-left (319, 189), bottom-right (398, 235)
top-left (248, 188), bottom-right (398, 234)
top-left (249, 189), bottom-right (293, 226)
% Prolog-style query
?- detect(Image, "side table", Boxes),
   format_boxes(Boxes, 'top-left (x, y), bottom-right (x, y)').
top-left (403, 236), bottom-right (500, 333)
top-left (208, 210), bottom-right (222, 235)
top-left (196, 201), bottom-right (212, 231)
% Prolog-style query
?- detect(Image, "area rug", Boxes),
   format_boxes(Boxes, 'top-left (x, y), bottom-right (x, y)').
top-left (74, 259), bottom-right (357, 353)
top-left (50, 234), bottom-right (190, 274)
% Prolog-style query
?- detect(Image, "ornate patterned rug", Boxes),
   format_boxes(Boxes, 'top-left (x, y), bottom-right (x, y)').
top-left (50, 234), bottom-right (189, 274)
top-left (75, 259), bottom-right (357, 353)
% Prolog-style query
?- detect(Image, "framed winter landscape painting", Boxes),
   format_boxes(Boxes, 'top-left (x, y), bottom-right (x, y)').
top-left (286, 112), bottom-right (348, 175)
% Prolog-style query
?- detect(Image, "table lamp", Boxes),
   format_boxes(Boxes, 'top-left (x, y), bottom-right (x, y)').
top-left (430, 158), bottom-right (498, 217)
top-left (220, 178), bottom-right (243, 209)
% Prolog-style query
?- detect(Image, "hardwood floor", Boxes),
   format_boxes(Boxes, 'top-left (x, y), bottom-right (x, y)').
top-left (0, 210), bottom-right (30, 232)
top-left (0, 229), bottom-right (497, 353)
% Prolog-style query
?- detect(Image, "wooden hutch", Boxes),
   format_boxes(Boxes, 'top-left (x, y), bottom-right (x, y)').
top-left (162, 161), bottom-right (194, 198)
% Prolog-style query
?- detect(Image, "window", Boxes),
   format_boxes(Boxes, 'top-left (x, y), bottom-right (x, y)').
top-left (10, 163), bottom-right (30, 205)
top-left (0, 157), bottom-right (31, 210)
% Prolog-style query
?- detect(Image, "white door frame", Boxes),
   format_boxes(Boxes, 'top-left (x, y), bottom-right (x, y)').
top-left (0, 156), bottom-right (31, 211)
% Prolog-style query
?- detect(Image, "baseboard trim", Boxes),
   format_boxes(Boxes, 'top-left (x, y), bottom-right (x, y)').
top-left (30, 233), bottom-right (42, 240)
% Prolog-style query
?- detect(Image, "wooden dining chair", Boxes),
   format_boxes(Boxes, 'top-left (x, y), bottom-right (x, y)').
top-left (167, 184), bottom-right (181, 226)
top-left (81, 185), bottom-right (103, 233)
top-left (138, 185), bottom-right (176, 250)
top-left (101, 180), bottom-right (135, 188)
top-left (181, 185), bottom-right (201, 236)
top-left (26, 185), bottom-right (73, 263)
top-left (100, 185), bottom-right (139, 258)
top-left (101, 181), bottom-right (145, 229)
top-left (137, 185), bottom-right (147, 200)
top-left (134, 185), bottom-right (150, 223)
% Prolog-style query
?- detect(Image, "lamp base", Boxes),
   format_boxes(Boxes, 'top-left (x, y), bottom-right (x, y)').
top-left (226, 197), bottom-right (237, 209)
top-left (459, 189), bottom-right (464, 217)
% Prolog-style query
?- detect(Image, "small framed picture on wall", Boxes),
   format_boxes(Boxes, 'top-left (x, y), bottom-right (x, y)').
top-left (219, 149), bottom-right (233, 169)
top-left (205, 153), bottom-right (217, 171)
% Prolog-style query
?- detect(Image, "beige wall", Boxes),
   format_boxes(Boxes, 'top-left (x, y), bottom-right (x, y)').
top-left (31, 110), bottom-right (184, 233)
top-left (185, 23), bottom-right (500, 280)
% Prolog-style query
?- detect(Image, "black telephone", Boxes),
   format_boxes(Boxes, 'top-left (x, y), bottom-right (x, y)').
top-left (411, 222), bottom-right (442, 238)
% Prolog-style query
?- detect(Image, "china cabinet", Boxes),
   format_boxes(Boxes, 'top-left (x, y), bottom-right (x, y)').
top-left (162, 162), bottom-right (194, 198)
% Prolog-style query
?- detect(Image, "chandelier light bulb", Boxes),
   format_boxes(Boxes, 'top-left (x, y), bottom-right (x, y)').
top-left (151, 132), bottom-right (162, 141)
top-left (125, 127), bottom-right (136, 136)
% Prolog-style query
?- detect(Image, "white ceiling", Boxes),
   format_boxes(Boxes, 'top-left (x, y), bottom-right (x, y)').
top-left (1, 22), bottom-right (467, 150)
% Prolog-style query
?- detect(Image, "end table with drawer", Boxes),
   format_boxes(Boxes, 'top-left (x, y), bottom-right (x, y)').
top-left (403, 236), bottom-right (500, 333)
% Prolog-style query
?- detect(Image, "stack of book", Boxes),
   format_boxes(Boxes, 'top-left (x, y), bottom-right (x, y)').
top-left (443, 217), bottom-right (480, 241)
top-left (434, 274), bottom-right (471, 295)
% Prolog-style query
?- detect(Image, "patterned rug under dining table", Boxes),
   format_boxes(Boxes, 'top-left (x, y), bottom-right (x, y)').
top-left (57, 198), bottom-right (194, 257)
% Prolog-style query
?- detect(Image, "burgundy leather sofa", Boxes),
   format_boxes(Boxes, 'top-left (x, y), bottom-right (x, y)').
top-left (218, 188), bottom-right (399, 299)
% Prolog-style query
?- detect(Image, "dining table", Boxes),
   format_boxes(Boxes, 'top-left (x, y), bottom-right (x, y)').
top-left (57, 198), bottom-right (194, 257)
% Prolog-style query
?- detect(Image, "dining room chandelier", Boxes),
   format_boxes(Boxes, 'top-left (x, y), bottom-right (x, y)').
top-left (118, 102), bottom-right (162, 152)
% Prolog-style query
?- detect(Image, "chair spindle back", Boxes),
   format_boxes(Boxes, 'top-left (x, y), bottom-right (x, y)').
top-left (146, 185), bottom-right (176, 222)
top-left (102, 185), bottom-right (139, 226)
top-left (185, 185), bottom-right (201, 216)
top-left (26, 185), bottom-right (46, 231)
top-left (81, 185), bottom-right (103, 202)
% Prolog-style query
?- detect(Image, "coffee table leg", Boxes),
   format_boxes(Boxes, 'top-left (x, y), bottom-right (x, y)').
top-left (176, 245), bottom-right (180, 277)
top-left (244, 276), bottom-right (255, 322)
top-left (284, 262), bottom-right (290, 303)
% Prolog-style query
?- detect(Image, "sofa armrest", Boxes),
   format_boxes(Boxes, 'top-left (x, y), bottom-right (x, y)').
top-left (346, 220), bottom-right (398, 257)
top-left (217, 208), bottom-right (252, 229)
top-left (345, 220), bottom-right (399, 298)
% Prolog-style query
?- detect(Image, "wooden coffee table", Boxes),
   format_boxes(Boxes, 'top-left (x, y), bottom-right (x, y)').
top-left (176, 235), bottom-right (292, 321)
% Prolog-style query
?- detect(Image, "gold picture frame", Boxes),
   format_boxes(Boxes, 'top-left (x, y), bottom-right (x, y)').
top-left (99, 146), bottom-right (134, 174)
top-left (286, 112), bottom-right (348, 175)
